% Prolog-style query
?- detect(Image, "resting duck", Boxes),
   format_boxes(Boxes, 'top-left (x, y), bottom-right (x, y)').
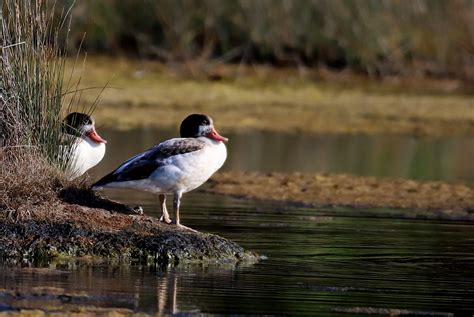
top-left (92, 114), bottom-right (228, 229)
top-left (62, 112), bottom-right (107, 179)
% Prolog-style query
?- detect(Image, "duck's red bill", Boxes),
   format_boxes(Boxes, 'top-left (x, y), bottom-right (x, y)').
top-left (87, 129), bottom-right (107, 144)
top-left (207, 128), bottom-right (228, 143)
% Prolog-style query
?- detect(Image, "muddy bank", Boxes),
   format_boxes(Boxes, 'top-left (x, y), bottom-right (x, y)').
top-left (206, 172), bottom-right (474, 220)
top-left (0, 189), bottom-right (256, 264)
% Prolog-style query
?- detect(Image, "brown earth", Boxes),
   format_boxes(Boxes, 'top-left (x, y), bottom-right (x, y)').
top-left (206, 172), bottom-right (474, 220)
top-left (0, 188), bottom-right (256, 264)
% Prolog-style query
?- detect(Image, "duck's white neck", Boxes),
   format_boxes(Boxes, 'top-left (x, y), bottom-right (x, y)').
top-left (67, 136), bottom-right (106, 179)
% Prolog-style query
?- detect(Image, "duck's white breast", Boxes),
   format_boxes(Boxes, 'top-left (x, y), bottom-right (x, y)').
top-left (69, 138), bottom-right (106, 178)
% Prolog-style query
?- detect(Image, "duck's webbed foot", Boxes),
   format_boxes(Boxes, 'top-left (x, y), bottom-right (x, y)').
top-left (176, 223), bottom-right (198, 232)
top-left (159, 215), bottom-right (173, 224)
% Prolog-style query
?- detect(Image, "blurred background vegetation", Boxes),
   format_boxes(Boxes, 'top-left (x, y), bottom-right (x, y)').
top-left (61, 0), bottom-right (474, 81)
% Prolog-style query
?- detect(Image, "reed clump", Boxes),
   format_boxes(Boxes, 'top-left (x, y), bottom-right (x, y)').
top-left (0, 0), bottom-right (83, 219)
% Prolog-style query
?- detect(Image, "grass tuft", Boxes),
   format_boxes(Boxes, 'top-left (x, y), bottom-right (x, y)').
top-left (1, 0), bottom-right (69, 165)
top-left (0, 0), bottom-right (91, 219)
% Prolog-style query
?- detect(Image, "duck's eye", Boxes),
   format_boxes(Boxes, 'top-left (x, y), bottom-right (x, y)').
top-left (201, 119), bottom-right (210, 125)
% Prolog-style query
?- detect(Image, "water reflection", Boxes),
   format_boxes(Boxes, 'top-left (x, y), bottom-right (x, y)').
top-left (89, 128), bottom-right (474, 184)
top-left (0, 259), bottom-right (256, 315)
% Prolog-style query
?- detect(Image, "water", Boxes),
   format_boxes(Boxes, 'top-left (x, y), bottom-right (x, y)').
top-left (1, 129), bottom-right (473, 315)
top-left (91, 128), bottom-right (474, 184)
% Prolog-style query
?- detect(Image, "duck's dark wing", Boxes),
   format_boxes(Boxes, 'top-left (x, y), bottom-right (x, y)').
top-left (92, 138), bottom-right (205, 187)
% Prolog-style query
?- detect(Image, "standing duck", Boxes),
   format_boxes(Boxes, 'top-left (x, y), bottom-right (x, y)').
top-left (92, 114), bottom-right (228, 229)
top-left (62, 112), bottom-right (107, 179)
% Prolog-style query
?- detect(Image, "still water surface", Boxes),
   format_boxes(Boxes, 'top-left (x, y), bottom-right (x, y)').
top-left (1, 129), bottom-right (473, 315)
top-left (96, 129), bottom-right (473, 184)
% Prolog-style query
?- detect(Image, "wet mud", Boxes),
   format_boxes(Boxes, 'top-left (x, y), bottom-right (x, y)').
top-left (206, 172), bottom-right (474, 220)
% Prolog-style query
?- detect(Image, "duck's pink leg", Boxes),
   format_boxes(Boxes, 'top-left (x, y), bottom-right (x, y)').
top-left (159, 194), bottom-right (172, 224)
top-left (172, 192), bottom-right (182, 225)
top-left (172, 192), bottom-right (197, 232)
